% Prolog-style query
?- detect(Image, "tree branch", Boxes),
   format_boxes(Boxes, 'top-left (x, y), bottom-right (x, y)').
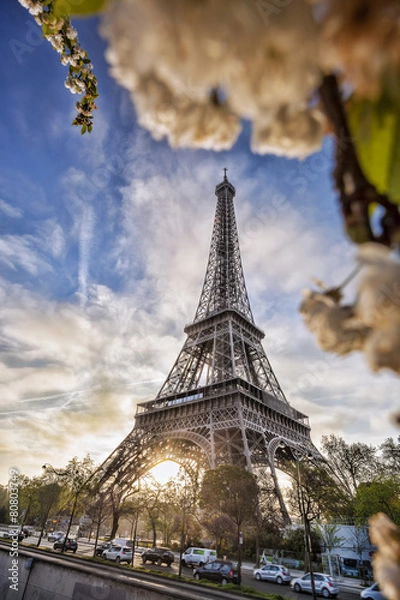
top-left (319, 74), bottom-right (400, 246)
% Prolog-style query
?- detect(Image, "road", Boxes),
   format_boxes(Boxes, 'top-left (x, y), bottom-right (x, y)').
top-left (25, 536), bottom-right (362, 600)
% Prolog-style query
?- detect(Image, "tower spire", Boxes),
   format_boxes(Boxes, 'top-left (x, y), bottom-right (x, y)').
top-left (194, 172), bottom-right (253, 323)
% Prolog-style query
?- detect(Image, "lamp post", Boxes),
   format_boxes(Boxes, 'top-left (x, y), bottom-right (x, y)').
top-left (292, 450), bottom-right (317, 600)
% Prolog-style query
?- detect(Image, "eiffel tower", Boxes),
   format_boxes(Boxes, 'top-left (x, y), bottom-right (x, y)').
top-left (100, 171), bottom-right (320, 523)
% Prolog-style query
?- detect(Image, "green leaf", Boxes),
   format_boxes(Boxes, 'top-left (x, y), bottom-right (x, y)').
top-left (348, 97), bottom-right (400, 204)
top-left (53, 0), bottom-right (108, 17)
top-left (41, 24), bottom-right (52, 36)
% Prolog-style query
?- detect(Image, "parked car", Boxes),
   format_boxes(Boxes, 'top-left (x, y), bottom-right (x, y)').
top-left (141, 547), bottom-right (174, 566)
top-left (53, 537), bottom-right (78, 553)
top-left (193, 560), bottom-right (239, 585)
top-left (47, 531), bottom-right (64, 542)
top-left (253, 563), bottom-right (292, 584)
top-left (291, 572), bottom-right (339, 598)
top-left (95, 542), bottom-right (112, 557)
top-left (361, 583), bottom-right (387, 600)
top-left (102, 544), bottom-right (133, 564)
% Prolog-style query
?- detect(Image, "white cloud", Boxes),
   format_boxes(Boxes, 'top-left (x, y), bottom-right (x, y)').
top-left (0, 199), bottom-right (23, 218)
top-left (0, 235), bottom-right (52, 275)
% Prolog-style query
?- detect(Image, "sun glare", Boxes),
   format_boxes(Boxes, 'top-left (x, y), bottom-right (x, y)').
top-left (149, 461), bottom-right (180, 484)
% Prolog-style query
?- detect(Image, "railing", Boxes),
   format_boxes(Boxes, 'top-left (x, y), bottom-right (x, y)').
top-left (136, 377), bottom-right (309, 428)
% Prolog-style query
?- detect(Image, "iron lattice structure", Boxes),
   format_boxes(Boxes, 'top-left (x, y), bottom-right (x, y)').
top-left (100, 173), bottom-right (320, 521)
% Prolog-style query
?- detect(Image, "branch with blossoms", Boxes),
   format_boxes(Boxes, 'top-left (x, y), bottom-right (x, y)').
top-left (18, 0), bottom-right (98, 134)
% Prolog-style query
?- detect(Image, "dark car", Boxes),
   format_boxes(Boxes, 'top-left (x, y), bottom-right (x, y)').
top-left (193, 560), bottom-right (239, 585)
top-left (53, 537), bottom-right (78, 553)
top-left (141, 547), bottom-right (174, 566)
top-left (95, 542), bottom-right (112, 557)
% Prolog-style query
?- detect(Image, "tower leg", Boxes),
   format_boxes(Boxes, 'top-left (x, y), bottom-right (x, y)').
top-left (269, 460), bottom-right (291, 526)
top-left (265, 436), bottom-right (292, 526)
top-left (238, 404), bottom-right (253, 471)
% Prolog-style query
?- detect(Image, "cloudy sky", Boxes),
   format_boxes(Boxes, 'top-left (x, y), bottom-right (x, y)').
top-left (0, 1), bottom-right (398, 485)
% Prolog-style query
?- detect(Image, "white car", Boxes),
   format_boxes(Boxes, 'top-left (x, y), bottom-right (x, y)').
top-left (291, 572), bottom-right (339, 598)
top-left (47, 531), bottom-right (64, 542)
top-left (102, 544), bottom-right (133, 564)
top-left (253, 563), bottom-right (292, 584)
top-left (361, 583), bottom-right (387, 600)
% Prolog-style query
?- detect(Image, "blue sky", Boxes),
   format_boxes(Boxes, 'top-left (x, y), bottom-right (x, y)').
top-left (0, 1), bottom-right (398, 484)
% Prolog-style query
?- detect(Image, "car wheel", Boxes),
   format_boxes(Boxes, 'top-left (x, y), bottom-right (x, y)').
top-left (157, 558), bottom-right (162, 566)
top-left (194, 573), bottom-right (200, 580)
top-left (199, 561), bottom-right (204, 567)
top-left (294, 583), bottom-right (302, 593)
top-left (115, 557), bottom-right (120, 564)
top-left (322, 588), bottom-right (330, 598)
top-left (277, 576), bottom-right (283, 585)
top-left (142, 557), bottom-right (146, 563)
top-left (221, 578), bottom-right (228, 586)
top-left (255, 573), bottom-right (261, 581)
top-left (73, 549), bottom-right (77, 553)
top-left (181, 559), bottom-right (186, 567)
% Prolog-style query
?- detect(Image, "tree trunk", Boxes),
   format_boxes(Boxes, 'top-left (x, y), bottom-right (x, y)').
top-left (110, 509), bottom-right (120, 540)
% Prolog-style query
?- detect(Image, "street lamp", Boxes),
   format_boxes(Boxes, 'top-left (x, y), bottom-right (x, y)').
top-left (292, 450), bottom-right (317, 600)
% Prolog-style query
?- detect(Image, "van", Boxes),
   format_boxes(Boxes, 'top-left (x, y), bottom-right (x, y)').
top-left (181, 547), bottom-right (217, 567)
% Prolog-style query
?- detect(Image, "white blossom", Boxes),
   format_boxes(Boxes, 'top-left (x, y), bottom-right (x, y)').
top-left (18, 0), bottom-right (33, 8)
top-left (370, 513), bottom-right (400, 600)
top-left (66, 26), bottom-right (78, 40)
top-left (101, 0), bottom-right (325, 156)
top-left (301, 243), bottom-right (400, 375)
top-left (364, 324), bottom-right (400, 374)
top-left (29, 4), bottom-right (43, 16)
top-left (299, 289), bottom-right (369, 355)
top-left (355, 243), bottom-right (400, 328)
top-left (320, 0), bottom-right (400, 98)
top-left (133, 75), bottom-right (241, 151)
top-left (252, 106), bottom-right (326, 159)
